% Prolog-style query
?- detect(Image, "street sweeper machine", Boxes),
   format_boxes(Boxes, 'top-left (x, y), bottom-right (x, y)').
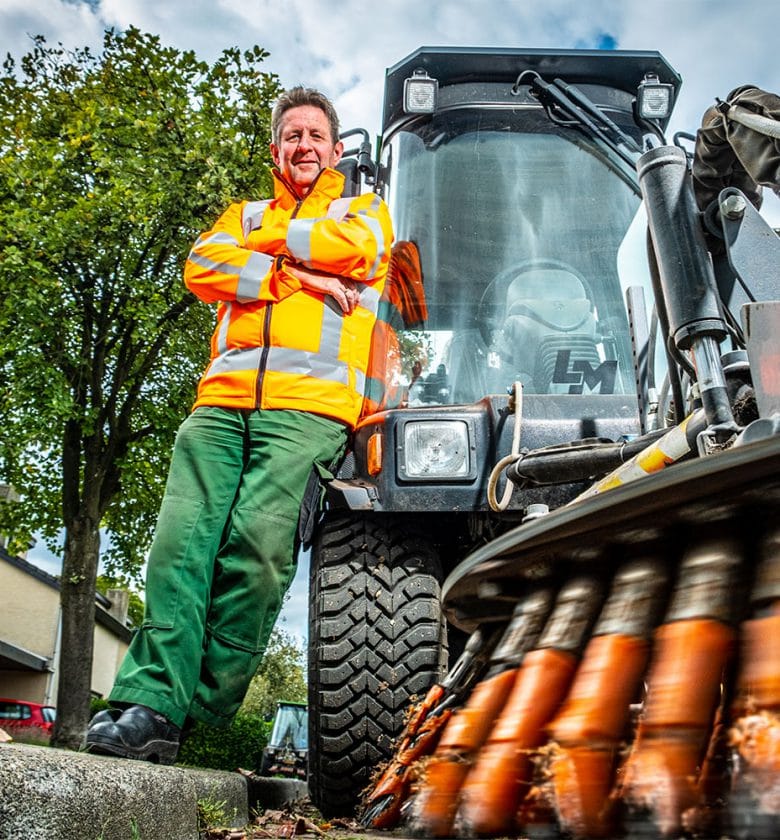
top-left (306, 45), bottom-right (780, 839)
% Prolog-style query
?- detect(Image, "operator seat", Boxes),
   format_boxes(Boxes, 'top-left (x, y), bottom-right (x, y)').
top-left (500, 264), bottom-right (602, 393)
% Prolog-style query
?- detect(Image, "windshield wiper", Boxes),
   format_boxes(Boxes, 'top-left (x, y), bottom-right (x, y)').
top-left (515, 71), bottom-right (643, 173)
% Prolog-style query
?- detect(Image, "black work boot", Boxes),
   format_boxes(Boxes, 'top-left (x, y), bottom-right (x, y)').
top-left (87, 707), bottom-right (123, 728)
top-left (85, 704), bottom-right (181, 765)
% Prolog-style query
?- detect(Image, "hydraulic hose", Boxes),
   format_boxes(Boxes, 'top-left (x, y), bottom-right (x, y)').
top-left (486, 381), bottom-right (524, 512)
top-left (571, 409), bottom-right (707, 502)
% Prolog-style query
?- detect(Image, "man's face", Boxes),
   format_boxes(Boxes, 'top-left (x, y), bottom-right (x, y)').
top-left (271, 105), bottom-right (343, 197)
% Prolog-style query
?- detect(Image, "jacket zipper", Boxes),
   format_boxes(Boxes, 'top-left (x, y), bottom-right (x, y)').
top-left (254, 263), bottom-right (280, 408)
top-left (255, 175), bottom-right (317, 407)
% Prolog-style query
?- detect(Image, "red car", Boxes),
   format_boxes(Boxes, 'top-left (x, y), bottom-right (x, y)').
top-left (0, 698), bottom-right (56, 735)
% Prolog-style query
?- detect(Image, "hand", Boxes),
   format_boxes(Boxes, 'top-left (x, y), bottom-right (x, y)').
top-left (286, 261), bottom-right (360, 314)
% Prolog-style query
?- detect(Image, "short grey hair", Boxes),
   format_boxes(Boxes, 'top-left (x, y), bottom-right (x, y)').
top-left (271, 86), bottom-right (340, 145)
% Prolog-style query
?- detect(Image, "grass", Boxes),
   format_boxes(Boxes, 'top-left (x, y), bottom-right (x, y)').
top-left (197, 794), bottom-right (238, 834)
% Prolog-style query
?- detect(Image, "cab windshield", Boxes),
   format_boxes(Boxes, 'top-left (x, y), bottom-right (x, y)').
top-left (382, 109), bottom-right (654, 406)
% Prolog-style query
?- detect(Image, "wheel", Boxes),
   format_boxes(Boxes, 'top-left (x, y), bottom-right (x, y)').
top-left (258, 749), bottom-right (273, 776)
top-left (307, 512), bottom-right (447, 817)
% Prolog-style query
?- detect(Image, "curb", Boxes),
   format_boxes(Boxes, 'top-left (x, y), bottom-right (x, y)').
top-left (0, 742), bottom-right (305, 840)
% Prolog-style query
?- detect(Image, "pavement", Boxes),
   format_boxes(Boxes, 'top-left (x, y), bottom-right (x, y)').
top-left (0, 741), bottom-right (309, 840)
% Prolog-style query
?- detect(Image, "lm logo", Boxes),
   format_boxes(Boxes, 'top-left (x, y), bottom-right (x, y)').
top-left (552, 350), bottom-right (617, 395)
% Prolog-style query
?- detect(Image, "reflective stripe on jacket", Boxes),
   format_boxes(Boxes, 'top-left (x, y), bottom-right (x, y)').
top-left (184, 167), bottom-right (394, 428)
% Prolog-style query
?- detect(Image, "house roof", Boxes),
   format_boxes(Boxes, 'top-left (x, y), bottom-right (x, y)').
top-left (0, 639), bottom-right (51, 673)
top-left (0, 547), bottom-right (133, 644)
top-left (0, 546), bottom-right (60, 591)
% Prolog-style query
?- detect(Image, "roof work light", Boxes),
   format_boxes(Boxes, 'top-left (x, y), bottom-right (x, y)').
top-left (637, 73), bottom-right (674, 120)
top-left (404, 69), bottom-right (438, 114)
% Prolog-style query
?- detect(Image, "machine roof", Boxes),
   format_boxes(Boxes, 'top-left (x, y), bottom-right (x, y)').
top-left (383, 46), bottom-right (682, 132)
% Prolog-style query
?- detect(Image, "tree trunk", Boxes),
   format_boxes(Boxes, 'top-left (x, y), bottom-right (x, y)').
top-left (50, 514), bottom-right (101, 750)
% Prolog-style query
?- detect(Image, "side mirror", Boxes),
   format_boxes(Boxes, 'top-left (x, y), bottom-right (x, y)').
top-left (338, 127), bottom-right (377, 194)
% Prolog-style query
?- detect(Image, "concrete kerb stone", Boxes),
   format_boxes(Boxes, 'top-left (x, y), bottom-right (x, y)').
top-left (245, 775), bottom-right (309, 812)
top-left (0, 741), bottom-right (248, 840)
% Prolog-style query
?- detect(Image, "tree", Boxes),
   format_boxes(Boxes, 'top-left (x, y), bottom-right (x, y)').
top-left (241, 629), bottom-right (307, 718)
top-left (0, 28), bottom-right (283, 748)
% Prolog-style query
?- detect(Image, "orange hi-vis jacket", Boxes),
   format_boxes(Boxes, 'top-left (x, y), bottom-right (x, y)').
top-left (184, 167), bottom-right (394, 429)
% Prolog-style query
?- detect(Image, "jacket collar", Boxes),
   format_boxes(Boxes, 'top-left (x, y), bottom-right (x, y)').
top-left (272, 167), bottom-right (346, 207)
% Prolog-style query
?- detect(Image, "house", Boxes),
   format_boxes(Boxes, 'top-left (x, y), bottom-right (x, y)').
top-left (0, 545), bottom-right (133, 705)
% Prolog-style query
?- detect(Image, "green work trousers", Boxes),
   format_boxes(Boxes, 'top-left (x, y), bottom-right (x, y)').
top-left (109, 406), bottom-right (347, 728)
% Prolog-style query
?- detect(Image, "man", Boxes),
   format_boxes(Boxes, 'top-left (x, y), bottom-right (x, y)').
top-left (86, 87), bottom-right (393, 763)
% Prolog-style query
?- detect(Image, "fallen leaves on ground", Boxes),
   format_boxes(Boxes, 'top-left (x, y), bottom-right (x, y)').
top-left (200, 804), bottom-right (365, 840)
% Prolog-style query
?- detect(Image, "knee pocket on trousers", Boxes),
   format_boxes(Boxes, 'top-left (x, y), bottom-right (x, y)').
top-left (142, 495), bottom-right (206, 631)
top-left (206, 626), bottom-right (265, 656)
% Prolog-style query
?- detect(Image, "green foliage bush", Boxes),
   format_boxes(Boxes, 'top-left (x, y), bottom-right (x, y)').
top-left (177, 713), bottom-right (272, 772)
top-left (240, 628), bottom-right (307, 718)
top-left (89, 696), bottom-right (111, 719)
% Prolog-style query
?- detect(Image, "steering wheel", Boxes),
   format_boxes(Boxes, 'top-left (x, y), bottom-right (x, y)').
top-left (476, 258), bottom-right (595, 343)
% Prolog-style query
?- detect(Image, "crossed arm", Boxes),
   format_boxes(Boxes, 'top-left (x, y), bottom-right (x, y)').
top-left (284, 262), bottom-right (360, 314)
top-left (184, 194), bottom-right (391, 314)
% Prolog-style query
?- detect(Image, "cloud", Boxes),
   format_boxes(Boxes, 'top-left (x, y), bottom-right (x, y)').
top-left (3, 0), bottom-right (778, 141)
top-left (0, 0), bottom-right (103, 58)
top-left (605, 1), bottom-right (779, 134)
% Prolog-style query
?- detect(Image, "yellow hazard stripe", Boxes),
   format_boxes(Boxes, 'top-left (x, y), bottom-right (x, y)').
top-left (573, 414), bottom-right (695, 502)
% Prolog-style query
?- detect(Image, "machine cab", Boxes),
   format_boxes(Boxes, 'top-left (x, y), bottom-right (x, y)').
top-left (371, 49), bottom-right (680, 422)
top-left (343, 48), bottom-right (682, 513)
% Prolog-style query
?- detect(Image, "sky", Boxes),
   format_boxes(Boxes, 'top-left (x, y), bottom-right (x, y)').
top-left (5, 0), bottom-right (779, 645)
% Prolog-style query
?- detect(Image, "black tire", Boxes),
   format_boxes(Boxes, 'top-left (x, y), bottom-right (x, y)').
top-left (258, 750), bottom-right (273, 776)
top-left (307, 512), bottom-right (447, 818)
